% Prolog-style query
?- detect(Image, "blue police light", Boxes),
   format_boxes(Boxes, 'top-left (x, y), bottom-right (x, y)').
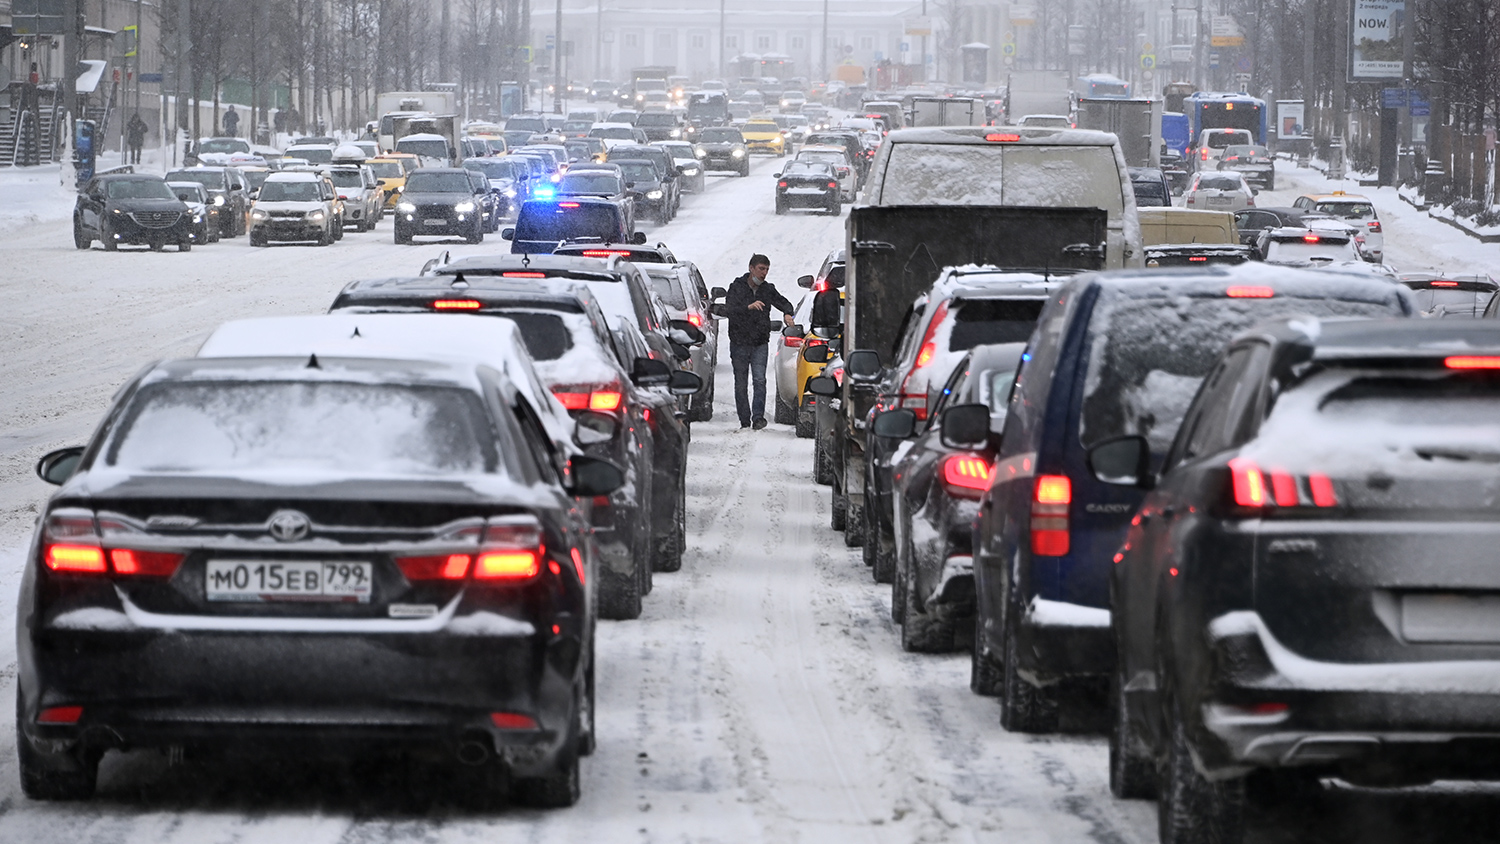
top-left (534, 185), bottom-right (556, 200)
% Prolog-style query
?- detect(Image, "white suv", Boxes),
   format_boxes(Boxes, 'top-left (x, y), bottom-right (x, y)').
top-left (1192, 128), bottom-right (1254, 172)
top-left (1293, 191), bottom-right (1385, 262)
top-left (249, 172), bottom-right (342, 246)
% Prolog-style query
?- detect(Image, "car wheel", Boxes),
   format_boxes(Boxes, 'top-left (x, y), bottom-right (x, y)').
top-left (655, 206), bottom-right (669, 225)
top-left (394, 228), bottom-right (411, 245)
top-left (869, 520), bottom-right (895, 583)
top-left (844, 498), bottom-right (865, 547)
top-left (738, 165), bottom-right (749, 177)
top-left (16, 690), bottom-right (98, 800)
top-left (508, 694), bottom-right (583, 808)
top-left (814, 430), bottom-right (833, 486)
top-left (831, 484), bottom-right (847, 531)
top-left (1110, 663), bottom-right (1158, 799)
top-left (970, 610), bottom-right (1004, 696)
top-left (179, 241), bottom-right (191, 252)
top-left (72, 218), bottom-right (90, 250)
top-left (149, 241), bottom-right (165, 252)
top-left (774, 200), bottom-right (787, 216)
top-left (1159, 705), bottom-right (1246, 844)
top-left (774, 389), bottom-right (796, 424)
top-left (465, 224), bottom-right (484, 245)
top-left (795, 400), bottom-right (815, 439)
top-left (1000, 610), bottom-right (1059, 733)
top-left (901, 545), bottom-right (956, 653)
top-left (577, 654), bottom-right (597, 757)
top-left (653, 481), bottom-right (685, 573)
top-left (250, 232), bottom-right (267, 247)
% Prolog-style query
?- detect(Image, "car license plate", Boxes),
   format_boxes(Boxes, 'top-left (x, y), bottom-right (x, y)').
top-left (424, 219), bottom-right (446, 226)
top-left (205, 560), bottom-right (373, 603)
top-left (1402, 593), bottom-right (1500, 643)
top-left (1208, 197), bottom-right (1232, 206)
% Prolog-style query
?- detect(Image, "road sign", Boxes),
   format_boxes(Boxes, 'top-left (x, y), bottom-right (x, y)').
top-left (545, 34), bottom-right (555, 49)
top-left (1140, 41), bottom-right (1154, 53)
top-left (1170, 44), bottom-right (1193, 63)
top-left (521, 45), bottom-right (533, 63)
top-left (1140, 54), bottom-right (1156, 70)
top-left (1381, 87), bottom-right (1407, 108)
top-left (1209, 52), bottom-right (1220, 68)
top-left (1001, 43), bottom-right (1016, 57)
top-left (900, 42), bottom-right (909, 52)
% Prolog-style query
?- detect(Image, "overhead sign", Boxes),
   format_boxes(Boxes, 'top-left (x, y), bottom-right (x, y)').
top-left (1009, 6), bottom-right (1036, 25)
top-left (1350, 0), bottom-right (1405, 81)
top-left (10, 0), bottom-right (65, 35)
top-left (1211, 16), bottom-right (1244, 47)
top-left (905, 17), bottom-right (932, 36)
top-left (1169, 44), bottom-right (1193, 63)
top-left (1067, 25), bottom-right (1086, 57)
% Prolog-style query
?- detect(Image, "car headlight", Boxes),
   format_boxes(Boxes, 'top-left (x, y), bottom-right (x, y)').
top-left (646, 190), bottom-right (663, 200)
top-left (213, 195), bottom-right (226, 206)
top-left (455, 200), bottom-right (476, 213)
top-left (683, 167), bottom-right (699, 176)
top-left (504, 188), bottom-right (517, 198)
top-left (307, 210), bottom-right (326, 221)
top-left (695, 148), bottom-right (707, 158)
top-left (251, 208), bottom-right (269, 220)
top-left (396, 201), bottom-right (416, 214)
top-left (731, 149), bottom-right (746, 158)
top-left (670, 129), bottom-right (682, 138)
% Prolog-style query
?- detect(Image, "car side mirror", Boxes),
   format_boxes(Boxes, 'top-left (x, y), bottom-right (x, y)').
top-left (710, 286), bottom-right (727, 300)
top-left (36, 446), bottom-right (85, 485)
top-left (872, 409), bottom-right (917, 439)
top-left (709, 302), bottom-right (728, 318)
top-left (939, 404), bottom-right (992, 449)
top-left (797, 274), bottom-right (815, 288)
top-left (668, 370), bottom-right (702, 396)
top-left (631, 356), bottom-right (671, 386)
top-left (574, 410), bottom-right (617, 445)
top-left (632, 231), bottom-right (648, 245)
top-left (1087, 435), bottom-right (1154, 489)
top-left (773, 172), bottom-right (782, 179)
top-left (846, 349), bottom-right (882, 381)
top-left (802, 344), bottom-right (831, 364)
top-left (806, 375), bottom-right (838, 397)
top-left (782, 323), bottom-right (806, 338)
top-left (501, 227), bottom-right (515, 240)
top-left (568, 455), bottom-right (625, 497)
top-left (669, 319), bottom-right (706, 344)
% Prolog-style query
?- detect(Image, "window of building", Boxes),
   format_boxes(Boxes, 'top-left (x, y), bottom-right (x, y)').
top-left (691, 34), bottom-right (706, 50)
top-left (791, 35), bottom-right (805, 49)
top-left (726, 35), bottom-right (739, 50)
top-left (757, 35), bottom-right (772, 50)
top-left (860, 36), bottom-right (874, 51)
top-left (624, 32), bottom-right (639, 48)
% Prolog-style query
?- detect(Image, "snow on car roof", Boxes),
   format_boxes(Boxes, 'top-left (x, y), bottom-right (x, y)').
top-left (881, 126), bottom-right (1120, 146)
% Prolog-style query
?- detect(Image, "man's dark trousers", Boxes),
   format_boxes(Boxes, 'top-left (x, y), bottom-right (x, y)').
top-left (730, 341), bottom-right (769, 426)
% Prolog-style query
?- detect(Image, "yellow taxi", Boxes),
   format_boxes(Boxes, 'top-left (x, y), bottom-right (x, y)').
top-left (741, 118), bottom-right (787, 156)
top-left (775, 258), bottom-right (843, 436)
top-left (367, 154), bottom-right (419, 208)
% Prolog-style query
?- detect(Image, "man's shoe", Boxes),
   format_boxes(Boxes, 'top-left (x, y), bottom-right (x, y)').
top-left (740, 421), bottom-right (751, 429)
top-left (752, 418), bottom-right (768, 430)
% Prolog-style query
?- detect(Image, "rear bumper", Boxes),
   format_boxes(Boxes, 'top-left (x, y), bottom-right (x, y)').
top-left (253, 219), bottom-right (324, 241)
top-left (1193, 611), bottom-right (1500, 778)
top-left (778, 189), bottom-right (836, 207)
top-left (1015, 596), bottom-right (1113, 686)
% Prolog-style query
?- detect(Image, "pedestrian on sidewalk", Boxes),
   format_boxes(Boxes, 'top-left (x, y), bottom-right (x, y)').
top-left (126, 113), bottom-right (147, 165)
top-left (724, 253), bottom-right (795, 430)
top-left (223, 105), bottom-right (240, 137)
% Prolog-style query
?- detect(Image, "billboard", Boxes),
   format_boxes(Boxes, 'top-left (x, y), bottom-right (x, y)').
top-left (1350, 0), bottom-right (1405, 81)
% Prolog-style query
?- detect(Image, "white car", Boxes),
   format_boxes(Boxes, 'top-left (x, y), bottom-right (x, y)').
top-left (1183, 171), bottom-right (1255, 212)
top-left (796, 145), bottom-right (858, 200)
top-left (587, 122), bottom-right (639, 150)
top-left (1293, 191), bottom-right (1385, 262)
top-left (1191, 128), bottom-right (1254, 172)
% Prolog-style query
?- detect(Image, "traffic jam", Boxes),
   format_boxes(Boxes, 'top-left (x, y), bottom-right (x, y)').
top-left (6, 68), bottom-right (1500, 844)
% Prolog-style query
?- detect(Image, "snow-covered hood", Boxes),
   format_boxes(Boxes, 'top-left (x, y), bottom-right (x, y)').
top-left (253, 200), bottom-right (325, 214)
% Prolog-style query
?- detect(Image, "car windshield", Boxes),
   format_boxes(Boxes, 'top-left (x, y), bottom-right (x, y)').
top-left (590, 126), bottom-right (635, 140)
top-left (367, 161), bottom-right (404, 178)
top-left (466, 159), bottom-right (519, 178)
top-left (636, 113), bottom-right (676, 126)
top-left (559, 172), bottom-right (621, 194)
top-left (106, 179), bottom-right (177, 200)
top-left (166, 170), bottom-right (226, 190)
top-left (326, 171), bottom-right (364, 188)
top-left (288, 147), bottom-right (333, 164)
top-left (616, 161), bottom-right (658, 182)
top-left (1195, 175), bottom-right (1244, 192)
top-left (198, 139), bottom-right (251, 154)
top-left (1314, 201), bottom-right (1376, 220)
top-left (745, 123), bottom-right (779, 134)
top-left (515, 204), bottom-right (622, 242)
top-left (949, 299), bottom-right (1047, 351)
top-left (405, 172), bottom-right (472, 193)
top-left (105, 381), bottom-right (497, 476)
top-left (257, 180), bottom-right (323, 201)
top-left (699, 128), bottom-right (743, 143)
top-left (647, 272), bottom-right (688, 308)
top-left (1081, 292), bottom-right (1400, 452)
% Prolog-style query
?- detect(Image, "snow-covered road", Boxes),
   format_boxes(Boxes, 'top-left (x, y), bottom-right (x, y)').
top-left (2, 154), bottom-right (1500, 843)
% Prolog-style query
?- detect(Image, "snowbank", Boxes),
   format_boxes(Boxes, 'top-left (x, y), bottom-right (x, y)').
top-left (0, 164), bottom-right (76, 235)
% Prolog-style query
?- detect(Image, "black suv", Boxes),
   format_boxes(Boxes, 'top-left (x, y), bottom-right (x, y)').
top-left (393, 168), bottom-right (487, 245)
top-left (74, 174), bottom-right (198, 252)
top-left (614, 158), bottom-right (673, 224)
top-left (605, 145), bottom-right (681, 217)
top-left (693, 127), bottom-right (749, 176)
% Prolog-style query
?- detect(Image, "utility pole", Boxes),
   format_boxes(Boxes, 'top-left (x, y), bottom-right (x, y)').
top-left (553, 0), bottom-right (563, 114)
top-left (720, 0), bottom-right (726, 81)
top-left (1400, 0), bottom-right (1416, 150)
top-left (822, 0), bottom-right (829, 82)
top-left (63, 0), bottom-right (80, 125)
top-left (440, 0), bottom-right (451, 83)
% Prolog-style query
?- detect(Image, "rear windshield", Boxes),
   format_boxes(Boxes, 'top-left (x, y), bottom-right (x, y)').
top-left (560, 172), bottom-right (621, 194)
top-left (1081, 293), bottom-right (1401, 452)
top-left (516, 204), bottom-right (622, 242)
top-left (170, 185), bottom-right (205, 202)
top-left (465, 159), bottom-right (521, 179)
top-left (368, 161), bottom-right (404, 178)
top-left (198, 139), bottom-right (250, 154)
top-left (1313, 201), bottom-right (1376, 220)
top-left (637, 113), bottom-right (677, 126)
top-left (258, 180), bottom-right (322, 201)
top-left (878, 143), bottom-right (1123, 211)
top-left (1132, 178), bottom-right (1169, 206)
top-left (405, 172), bottom-right (471, 193)
top-left (647, 272), bottom-right (687, 308)
top-left (506, 117), bottom-right (546, 132)
top-left (1265, 239), bottom-right (1360, 263)
top-left (327, 171), bottom-right (364, 188)
top-left (1195, 175), bottom-right (1243, 192)
top-left (106, 381), bottom-right (497, 475)
top-left (949, 299), bottom-right (1047, 351)
top-left (590, 126), bottom-right (635, 140)
top-left (1205, 132), bottom-right (1250, 149)
top-left (396, 139), bottom-right (449, 159)
top-left (616, 161), bottom-right (658, 182)
top-left (288, 147), bottom-right (333, 164)
top-left (504, 312), bottom-right (574, 361)
top-left (986, 369), bottom-right (1018, 413)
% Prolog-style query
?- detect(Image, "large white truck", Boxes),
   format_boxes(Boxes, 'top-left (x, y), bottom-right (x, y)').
top-left (1004, 71), bottom-right (1072, 123)
top-left (375, 91), bottom-right (458, 152)
top-left (1075, 97), bottom-right (1162, 167)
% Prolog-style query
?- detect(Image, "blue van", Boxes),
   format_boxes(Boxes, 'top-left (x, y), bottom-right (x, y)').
top-left (971, 265), bottom-right (1414, 733)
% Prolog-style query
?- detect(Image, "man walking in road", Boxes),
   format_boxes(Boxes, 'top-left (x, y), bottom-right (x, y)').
top-left (725, 254), bottom-right (796, 430)
top-left (125, 113), bottom-right (147, 164)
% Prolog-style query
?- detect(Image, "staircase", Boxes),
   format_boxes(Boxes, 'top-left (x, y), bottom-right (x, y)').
top-left (0, 84), bottom-right (65, 167)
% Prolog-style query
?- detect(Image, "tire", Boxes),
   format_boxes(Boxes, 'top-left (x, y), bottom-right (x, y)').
top-left (653, 481), bottom-right (685, 573)
top-left (970, 613), bottom-right (1004, 696)
top-left (826, 202), bottom-right (839, 216)
top-left (774, 201), bottom-right (787, 216)
top-left (738, 165), bottom-right (749, 177)
top-left (795, 401), bottom-right (815, 439)
top-left (578, 655), bottom-right (596, 757)
top-left (870, 522), bottom-right (896, 584)
top-left (831, 486), bottom-right (847, 531)
top-left (1110, 665), bottom-right (1158, 799)
top-left (597, 564), bottom-right (643, 620)
top-left (465, 225), bottom-right (483, 245)
top-left (250, 232), bottom-right (267, 247)
top-left (149, 241), bottom-right (165, 252)
top-left (332, 220), bottom-right (344, 240)
top-left (774, 390), bottom-right (796, 425)
top-left (814, 429), bottom-right (833, 485)
top-left (509, 695), bottom-right (582, 808)
top-left (655, 206), bottom-right (669, 225)
top-left (844, 498), bottom-right (865, 547)
top-left (1159, 707), bottom-right (1246, 844)
top-left (901, 547), bottom-right (956, 653)
top-left (179, 242), bottom-right (191, 252)
top-left (16, 691), bottom-right (98, 800)
top-left (394, 229), bottom-right (411, 245)
top-left (72, 218), bottom-right (90, 250)
top-left (1000, 613), bottom-right (1059, 733)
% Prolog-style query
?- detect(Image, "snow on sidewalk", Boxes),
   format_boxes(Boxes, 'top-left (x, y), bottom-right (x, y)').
top-left (0, 165), bottom-right (75, 236)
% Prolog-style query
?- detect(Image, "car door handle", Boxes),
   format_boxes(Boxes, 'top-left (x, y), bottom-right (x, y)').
top-left (1160, 506), bottom-right (1176, 519)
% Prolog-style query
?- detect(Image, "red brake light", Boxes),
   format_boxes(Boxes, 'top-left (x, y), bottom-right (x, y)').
top-left (1367, 221), bottom-right (1381, 232)
top-left (784, 335), bottom-right (803, 347)
top-left (778, 181), bottom-right (788, 188)
top-left (1446, 356), bottom-right (1500, 369)
top-left (559, 202), bottom-right (581, 208)
top-left (552, 391), bottom-right (589, 409)
top-left (44, 544), bottom-right (107, 573)
top-left (1201, 148), bottom-right (1209, 160)
top-left (1227, 286), bottom-right (1274, 298)
top-left (581, 249), bottom-right (631, 257)
top-left (686, 313), bottom-right (704, 327)
top-left (942, 455), bottom-right (993, 496)
top-left (1188, 256), bottom-right (1208, 262)
top-left (1309, 474), bottom-right (1338, 508)
top-left (828, 181), bottom-right (838, 189)
top-left (37, 706), bottom-right (84, 725)
top-left (474, 517), bottom-right (543, 581)
top-left (476, 551), bottom-right (540, 579)
top-left (1034, 475), bottom-right (1071, 505)
top-left (914, 342), bottom-right (936, 368)
top-left (502, 271), bottom-right (547, 278)
top-left (1302, 234), bottom-right (1321, 243)
top-left (396, 553), bottom-right (471, 580)
top-left (589, 390), bottom-right (623, 411)
top-left (433, 299), bottom-right (482, 310)
top-left (1225, 155), bottom-right (1239, 161)
top-left (1429, 280), bottom-right (1459, 287)
top-left (1228, 457), bottom-right (1268, 507)
top-left (1030, 474), bottom-right (1071, 557)
top-left (491, 712), bottom-right (539, 730)
top-left (109, 549), bottom-right (185, 577)
top-left (985, 133), bottom-right (1021, 142)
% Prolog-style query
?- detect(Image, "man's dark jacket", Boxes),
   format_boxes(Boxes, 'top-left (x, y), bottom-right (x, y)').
top-left (724, 273), bottom-right (795, 346)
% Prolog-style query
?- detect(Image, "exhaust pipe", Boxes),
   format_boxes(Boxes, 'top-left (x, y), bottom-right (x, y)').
top-left (456, 734), bottom-right (492, 766)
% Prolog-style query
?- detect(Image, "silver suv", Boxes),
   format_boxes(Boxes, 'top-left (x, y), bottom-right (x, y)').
top-left (249, 172), bottom-right (344, 246)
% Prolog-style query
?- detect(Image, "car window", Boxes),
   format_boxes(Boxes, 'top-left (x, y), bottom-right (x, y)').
top-left (258, 180), bottom-right (321, 201)
top-left (647, 272), bottom-right (688, 309)
top-left (1314, 202), bottom-right (1376, 220)
top-left (516, 203), bottom-right (623, 242)
top-left (1179, 345), bottom-right (1261, 461)
top-left (510, 395), bottom-right (562, 485)
top-left (1195, 175), bottom-right (1244, 192)
top-left (949, 299), bottom-right (1046, 351)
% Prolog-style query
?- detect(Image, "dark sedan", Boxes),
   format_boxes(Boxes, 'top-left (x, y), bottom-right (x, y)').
top-left (18, 354), bottom-right (622, 806)
top-left (774, 162), bottom-right (841, 215)
top-left (1216, 143), bottom-right (1276, 189)
top-left (163, 166), bottom-right (249, 237)
top-left (1103, 319), bottom-right (1500, 837)
top-left (73, 174), bottom-right (198, 252)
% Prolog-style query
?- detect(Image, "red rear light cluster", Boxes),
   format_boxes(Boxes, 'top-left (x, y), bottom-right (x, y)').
top-left (43, 511), bottom-right (187, 579)
top-left (581, 249), bottom-right (631, 257)
top-left (1302, 234), bottom-right (1321, 244)
top-left (778, 180), bottom-right (789, 188)
top-left (559, 202), bottom-right (581, 208)
top-left (942, 455), bottom-right (993, 499)
top-left (986, 133), bottom-right (1021, 142)
top-left (1031, 475), bottom-right (1071, 556)
top-left (1188, 256), bottom-right (1208, 262)
top-left (396, 516), bottom-right (545, 583)
top-left (1429, 280), bottom-right (1459, 287)
top-left (1367, 221), bottom-right (1382, 233)
top-left (784, 334), bottom-right (803, 348)
top-left (686, 313), bottom-right (704, 327)
top-left (898, 303), bottom-right (947, 420)
top-left (551, 384), bottom-right (624, 411)
top-left (1229, 458), bottom-right (1337, 510)
top-left (502, 271), bottom-right (547, 279)
top-left (37, 706), bottom-right (84, 725)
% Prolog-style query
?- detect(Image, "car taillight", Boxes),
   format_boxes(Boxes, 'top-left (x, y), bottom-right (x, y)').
top-left (44, 544), bottom-right (106, 573)
top-left (784, 335), bottom-right (803, 347)
top-left (687, 312), bottom-right (704, 327)
top-left (502, 271), bottom-right (547, 278)
top-left (1224, 155), bottom-right (1239, 161)
top-left (1229, 457), bottom-right (1268, 507)
top-left (985, 133), bottom-right (1020, 142)
top-left (37, 706), bottom-right (83, 725)
top-left (1186, 196), bottom-right (1196, 206)
top-left (581, 249), bottom-right (631, 257)
top-left (1031, 475), bottom-right (1071, 556)
top-left (1229, 457), bottom-right (1338, 511)
top-left (475, 516), bottom-right (543, 580)
top-left (1201, 148), bottom-right (1209, 160)
top-left (589, 390), bottom-right (623, 411)
top-left (1367, 221), bottom-right (1381, 233)
top-left (828, 181), bottom-right (838, 189)
top-left (1189, 256), bottom-right (1208, 262)
top-left (1226, 286), bottom-right (1274, 298)
top-left (109, 549), bottom-right (186, 577)
top-left (1302, 234), bottom-right (1321, 243)
top-left (396, 553), bottom-right (471, 580)
top-left (551, 383), bottom-right (623, 412)
top-left (43, 511), bottom-right (186, 578)
top-left (1446, 356), bottom-right (1500, 369)
top-left (778, 181), bottom-right (788, 188)
top-left (1429, 280), bottom-right (1459, 287)
top-left (941, 455), bottom-right (992, 499)
top-left (433, 299), bottom-right (482, 310)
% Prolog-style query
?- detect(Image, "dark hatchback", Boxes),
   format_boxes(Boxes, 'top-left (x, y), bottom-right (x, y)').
top-left (18, 355), bottom-right (622, 806)
top-left (774, 161), bottom-right (841, 215)
top-left (74, 174), bottom-right (198, 252)
top-left (393, 168), bottom-right (488, 245)
top-left (971, 266), bottom-right (1416, 734)
top-left (1105, 319), bottom-right (1500, 840)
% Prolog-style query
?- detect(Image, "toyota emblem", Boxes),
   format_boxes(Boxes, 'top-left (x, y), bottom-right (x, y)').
top-left (266, 510), bottom-right (311, 542)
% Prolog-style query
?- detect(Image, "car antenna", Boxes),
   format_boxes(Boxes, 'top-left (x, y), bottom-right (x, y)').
top-left (521, 254), bottom-right (531, 268)
top-left (350, 326), bottom-right (362, 338)
top-left (450, 272), bottom-right (467, 288)
top-left (307, 353), bottom-right (321, 369)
